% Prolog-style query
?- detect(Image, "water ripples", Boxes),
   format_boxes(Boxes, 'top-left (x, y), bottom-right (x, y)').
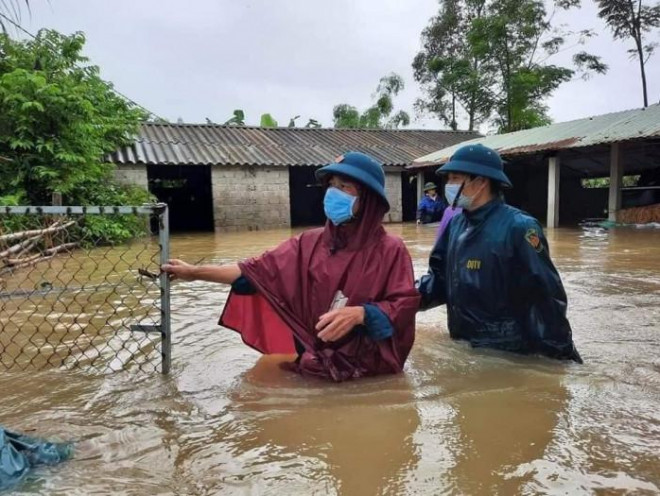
top-left (1, 226), bottom-right (659, 494)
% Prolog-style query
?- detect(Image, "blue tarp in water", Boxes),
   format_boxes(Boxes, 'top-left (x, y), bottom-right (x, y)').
top-left (0, 426), bottom-right (72, 491)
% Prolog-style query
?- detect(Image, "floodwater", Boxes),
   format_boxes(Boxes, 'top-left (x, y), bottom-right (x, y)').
top-left (1, 223), bottom-right (659, 495)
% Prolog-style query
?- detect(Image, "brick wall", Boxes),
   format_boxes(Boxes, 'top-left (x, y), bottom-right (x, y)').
top-left (115, 163), bottom-right (404, 231)
top-left (211, 165), bottom-right (291, 231)
top-left (114, 165), bottom-right (148, 189)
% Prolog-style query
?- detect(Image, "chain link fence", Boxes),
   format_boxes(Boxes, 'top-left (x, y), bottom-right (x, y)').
top-left (0, 205), bottom-right (171, 374)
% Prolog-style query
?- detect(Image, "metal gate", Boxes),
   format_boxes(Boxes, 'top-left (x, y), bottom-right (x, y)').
top-left (0, 204), bottom-right (171, 374)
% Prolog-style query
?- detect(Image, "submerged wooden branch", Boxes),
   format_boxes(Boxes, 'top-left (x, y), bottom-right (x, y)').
top-left (0, 220), bottom-right (75, 245)
top-left (0, 235), bottom-right (41, 260)
top-left (43, 242), bottom-right (78, 256)
top-left (6, 251), bottom-right (46, 266)
top-left (15, 236), bottom-right (41, 258)
top-left (0, 242), bottom-right (78, 276)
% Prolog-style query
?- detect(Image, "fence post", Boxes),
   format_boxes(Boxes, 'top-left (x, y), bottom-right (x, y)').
top-left (158, 204), bottom-right (171, 374)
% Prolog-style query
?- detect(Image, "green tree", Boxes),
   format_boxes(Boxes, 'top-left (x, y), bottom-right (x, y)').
top-left (596, 0), bottom-right (660, 107)
top-left (260, 113), bottom-right (278, 127)
top-left (0, 29), bottom-right (147, 205)
top-left (333, 73), bottom-right (411, 129)
top-left (413, 0), bottom-right (493, 130)
top-left (0, 29), bottom-right (152, 243)
top-left (415, 0), bottom-right (608, 132)
top-left (333, 104), bottom-right (361, 128)
top-left (472, 0), bottom-right (608, 132)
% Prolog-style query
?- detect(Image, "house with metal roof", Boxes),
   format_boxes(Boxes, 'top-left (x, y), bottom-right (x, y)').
top-left (409, 104), bottom-right (660, 226)
top-left (109, 123), bottom-right (479, 231)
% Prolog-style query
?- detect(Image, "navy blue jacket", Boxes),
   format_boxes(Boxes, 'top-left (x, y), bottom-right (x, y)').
top-left (417, 194), bottom-right (446, 223)
top-left (417, 199), bottom-right (582, 362)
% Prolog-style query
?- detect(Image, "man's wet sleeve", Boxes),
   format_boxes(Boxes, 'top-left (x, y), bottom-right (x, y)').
top-left (514, 220), bottom-right (583, 363)
top-left (416, 199), bottom-right (426, 221)
top-left (231, 275), bottom-right (257, 295)
top-left (361, 304), bottom-right (394, 340)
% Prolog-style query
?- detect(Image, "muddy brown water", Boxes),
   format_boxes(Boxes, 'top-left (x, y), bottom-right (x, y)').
top-left (1, 224), bottom-right (659, 495)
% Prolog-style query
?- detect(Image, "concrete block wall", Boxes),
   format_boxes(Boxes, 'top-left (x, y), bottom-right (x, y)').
top-left (211, 165), bottom-right (290, 231)
top-left (383, 171), bottom-right (403, 223)
top-left (114, 165), bottom-right (148, 190)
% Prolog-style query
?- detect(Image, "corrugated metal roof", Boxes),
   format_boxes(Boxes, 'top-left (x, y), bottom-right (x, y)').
top-left (411, 103), bottom-right (660, 168)
top-left (110, 123), bottom-right (480, 167)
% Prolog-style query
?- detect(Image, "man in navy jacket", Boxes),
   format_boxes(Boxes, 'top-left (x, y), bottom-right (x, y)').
top-left (417, 144), bottom-right (582, 362)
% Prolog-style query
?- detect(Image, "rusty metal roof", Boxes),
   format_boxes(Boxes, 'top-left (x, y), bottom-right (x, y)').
top-left (110, 123), bottom-right (479, 167)
top-left (411, 103), bottom-right (660, 168)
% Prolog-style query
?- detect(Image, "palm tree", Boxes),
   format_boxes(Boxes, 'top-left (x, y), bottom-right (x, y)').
top-left (0, 1), bottom-right (31, 32)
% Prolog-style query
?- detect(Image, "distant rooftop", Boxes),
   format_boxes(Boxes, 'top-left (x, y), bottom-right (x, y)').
top-left (411, 103), bottom-right (660, 168)
top-left (110, 123), bottom-right (480, 167)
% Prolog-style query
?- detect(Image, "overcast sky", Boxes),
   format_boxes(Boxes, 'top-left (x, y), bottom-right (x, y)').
top-left (20, 0), bottom-right (660, 132)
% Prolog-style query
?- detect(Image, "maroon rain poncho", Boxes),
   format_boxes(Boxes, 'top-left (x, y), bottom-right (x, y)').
top-left (219, 190), bottom-right (420, 382)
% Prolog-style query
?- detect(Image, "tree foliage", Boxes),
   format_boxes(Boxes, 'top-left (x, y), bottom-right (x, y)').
top-left (414, 0), bottom-right (608, 132)
top-left (0, 29), bottom-right (147, 202)
top-left (223, 109), bottom-right (246, 126)
top-left (259, 113), bottom-right (278, 127)
top-left (596, 0), bottom-right (660, 107)
top-left (333, 73), bottom-right (411, 129)
top-left (224, 110), bottom-right (320, 128)
top-left (0, 29), bottom-right (152, 243)
top-left (413, 0), bottom-right (493, 130)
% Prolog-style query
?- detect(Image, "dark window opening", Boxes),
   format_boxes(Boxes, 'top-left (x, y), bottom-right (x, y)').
top-left (147, 165), bottom-right (214, 232)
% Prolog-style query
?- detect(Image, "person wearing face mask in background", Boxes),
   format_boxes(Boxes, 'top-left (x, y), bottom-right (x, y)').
top-left (416, 144), bottom-right (582, 363)
top-left (434, 189), bottom-right (463, 243)
top-left (162, 152), bottom-right (420, 382)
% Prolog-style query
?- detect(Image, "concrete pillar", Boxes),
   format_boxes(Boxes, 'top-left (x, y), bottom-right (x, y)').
top-left (416, 171), bottom-right (424, 205)
top-left (608, 143), bottom-right (622, 222)
top-left (383, 171), bottom-right (403, 223)
top-left (547, 156), bottom-right (560, 228)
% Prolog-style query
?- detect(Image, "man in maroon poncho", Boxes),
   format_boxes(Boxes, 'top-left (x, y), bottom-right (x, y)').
top-left (162, 152), bottom-right (420, 382)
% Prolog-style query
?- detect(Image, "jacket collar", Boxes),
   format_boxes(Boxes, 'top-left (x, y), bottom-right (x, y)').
top-left (464, 198), bottom-right (502, 225)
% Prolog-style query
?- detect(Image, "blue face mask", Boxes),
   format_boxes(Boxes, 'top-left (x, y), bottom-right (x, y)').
top-left (324, 187), bottom-right (357, 226)
top-left (445, 182), bottom-right (478, 209)
top-left (444, 183), bottom-right (461, 206)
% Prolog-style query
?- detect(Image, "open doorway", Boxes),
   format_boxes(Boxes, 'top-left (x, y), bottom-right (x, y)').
top-left (147, 165), bottom-right (214, 232)
top-left (289, 166), bottom-right (326, 227)
top-left (401, 171), bottom-right (418, 222)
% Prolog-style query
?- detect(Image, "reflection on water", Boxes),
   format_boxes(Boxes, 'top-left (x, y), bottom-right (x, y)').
top-left (1, 224), bottom-right (659, 495)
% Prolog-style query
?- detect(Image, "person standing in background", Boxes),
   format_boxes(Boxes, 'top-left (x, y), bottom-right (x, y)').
top-left (416, 182), bottom-right (446, 224)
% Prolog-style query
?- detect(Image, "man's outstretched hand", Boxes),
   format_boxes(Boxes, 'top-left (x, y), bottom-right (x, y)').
top-left (161, 259), bottom-right (197, 281)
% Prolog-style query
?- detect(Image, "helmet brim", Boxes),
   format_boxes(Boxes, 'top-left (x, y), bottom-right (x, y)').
top-left (435, 160), bottom-right (513, 188)
top-left (316, 163), bottom-right (390, 211)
